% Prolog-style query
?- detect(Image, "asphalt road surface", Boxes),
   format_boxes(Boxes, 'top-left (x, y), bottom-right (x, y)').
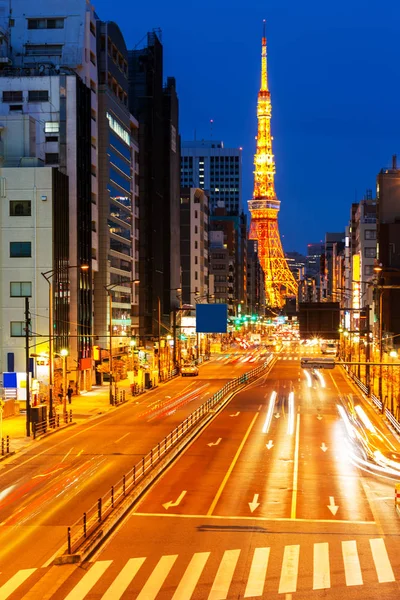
top-left (0, 350), bottom-right (266, 574)
top-left (2, 346), bottom-right (400, 599)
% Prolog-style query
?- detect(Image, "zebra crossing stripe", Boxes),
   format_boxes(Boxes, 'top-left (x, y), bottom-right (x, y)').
top-left (136, 555), bottom-right (178, 600)
top-left (172, 552), bottom-right (210, 599)
top-left (244, 547), bottom-right (270, 597)
top-left (64, 561), bottom-right (112, 600)
top-left (278, 545), bottom-right (300, 594)
top-left (101, 557), bottom-right (146, 599)
top-left (0, 569), bottom-right (36, 600)
top-left (370, 538), bottom-right (395, 583)
top-left (313, 542), bottom-right (330, 590)
top-left (208, 549), bottom-right (240, 600)
top-left (342, 541), bottom-right (363, 586)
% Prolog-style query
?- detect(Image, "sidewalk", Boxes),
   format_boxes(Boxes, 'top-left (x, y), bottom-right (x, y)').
top-left (1, 377), bottom-right (154, 456)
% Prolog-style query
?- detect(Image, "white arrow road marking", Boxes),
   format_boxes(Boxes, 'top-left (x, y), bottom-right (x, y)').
top-left (162, 490), bottom-right (187, 510)
top-left (320, 443), bottom-right (328, 452)
top-left (266, 440), bottom-right (274, 450)
top-left (248, 494), bottom-right (260, 513)
top-left (207, 438), bottom-right (222, 447)
top-left (274, 413), bottom-right (280, 419)
top-left (327, 496), bottom-right (339, 516)
top-left (316, 414), bottom-right (323, 420)
top-left (230, 412), bottom-right (240, 417)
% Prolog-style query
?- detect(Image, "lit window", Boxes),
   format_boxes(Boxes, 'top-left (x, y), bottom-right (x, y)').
top-left (45, 121), bottom-right (59, 133)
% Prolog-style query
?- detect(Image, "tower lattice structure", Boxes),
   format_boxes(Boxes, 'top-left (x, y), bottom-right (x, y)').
top-left (248, 23), bottom-right (297, 308)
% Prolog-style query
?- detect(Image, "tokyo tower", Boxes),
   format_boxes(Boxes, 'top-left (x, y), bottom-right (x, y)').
top-left (248, 22), bottom-right (297, 308)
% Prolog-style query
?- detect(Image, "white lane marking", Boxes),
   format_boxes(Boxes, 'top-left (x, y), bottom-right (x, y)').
top-left (244, 547), bottom-right (270, 597)
top-left (287, 391), bottom-right (295, 435)
top-left (101, 557), bottom-right (146, 599)
top-left (0, 569), bottom-right (36, 599)
top-left (262, 391), bottom-right (276, 433)
top-left (208, 549), bottom-right (240, 599)
top-left (278, 545), bottom-right (300, 594)
top-left (172, 552), bottom-right (210, 599)
top-left (290, 414), bottom-right (300, 519)
top-left (61, 447), bottom-right (73, 463)
top-left (370, 538), bottom-right (395, 583)
top-left (342, 540), bottom-right (363, 586)
top-left (313, 542), bottom-right (330, 589)
top-left (64, 561), bottom-right (112, 600)
top-left (115, 432), bottom-right (130, 444)
top-left (137, 555), bottom-right (178, 600)
top-left (208, 438), bottom-right (222, 447)
top-left (163, 490), bottom-right (187, 511)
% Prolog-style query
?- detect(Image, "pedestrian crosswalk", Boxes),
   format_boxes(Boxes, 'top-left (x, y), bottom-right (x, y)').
top-left (0, 537), bottom-right (397, 598)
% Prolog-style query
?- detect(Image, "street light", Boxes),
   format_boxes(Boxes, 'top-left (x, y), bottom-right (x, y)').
top-left (41, 264), bottom-right (89, 419)
top-left (60, 348), bottom-right (68, 414)
top-left (105, 279), bottom-right (139, 405)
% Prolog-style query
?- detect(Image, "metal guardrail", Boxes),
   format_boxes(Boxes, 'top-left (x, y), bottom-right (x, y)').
top-left (65, 355), bottom-right (274, 556)
top-left (32, 410), bottom-right (73, 439)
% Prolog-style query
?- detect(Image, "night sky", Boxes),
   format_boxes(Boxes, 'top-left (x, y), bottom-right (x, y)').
top-left (94, 0), bottom-right (400, 254)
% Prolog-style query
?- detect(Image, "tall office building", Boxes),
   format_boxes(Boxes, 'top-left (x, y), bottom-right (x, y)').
top-left (0, 0), bottom-right (97, 392)
top-left (181, 140), bottom-right (242, 215)
top-left (94, 21), bottom-right (139, 375)
top-left (128, 31), bottom-right (181, 341)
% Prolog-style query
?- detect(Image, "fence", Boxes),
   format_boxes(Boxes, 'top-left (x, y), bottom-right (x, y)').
top-left (65, 355), bottom-right (274, 557)
top-left (32, 409), bottom-right (73, 439)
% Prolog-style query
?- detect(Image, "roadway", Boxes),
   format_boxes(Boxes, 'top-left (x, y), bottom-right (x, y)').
top-left (0, 350), bottom-right (268, 576)
top-left (12, 344), bottom-right (400, 599)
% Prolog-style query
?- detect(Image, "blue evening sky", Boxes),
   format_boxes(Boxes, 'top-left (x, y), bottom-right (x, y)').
top-left (94, 0), bottom-right (400, 254)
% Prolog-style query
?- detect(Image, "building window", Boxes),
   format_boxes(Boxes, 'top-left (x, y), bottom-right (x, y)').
top-left (364, 247), bottom-right (376, 259)
top-left (45, 121), bottom-right (59, 133)
top-left (194, 210), bottom-right (198, 218)
top-left (90, 21), bottom-right (96, 36)
top-left (10, 242), bottom-right (31, 257)
top-left (195, 256), bottom-right (198, 265)
top-left (25, 44), bottom-right (63, 56)
top-left (45, 136), bottom-right (58, 142)
top-left (195, 241), bottom-right (198, 249)
top-left (194, 226), bottom-right (198, 234)
top-left (10, 281), bottom-right (32, 297)
top-left (90, 51), bottom-right (96, 65)
top-left (365, 229), bottom-right (376, 240)
top-left (28, 90), bottom-right (49, 102)
top-left (3, 91), bottom-right (23, 102)
top-left (10, 200), bottom-right (31, 216)
top-left (27, 18), bottom-right (64, 29)
top-left (10, 322), bottom-right (25, 337)
top-left (9, 105), bottom-right (23, 112)
top-left (45, 153), bottom-right (59, 165)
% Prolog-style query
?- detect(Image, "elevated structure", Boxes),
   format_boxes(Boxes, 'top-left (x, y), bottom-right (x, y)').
top-left (248, 22), bottom-right (297, 307)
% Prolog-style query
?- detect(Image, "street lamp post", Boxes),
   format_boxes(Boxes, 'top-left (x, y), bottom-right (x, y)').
top-left (60, 349), bottom-right (68, 414)
top-left (105, 279), bottom-right (139, 405)
top-left (41, 264), bottom-right (89, 419)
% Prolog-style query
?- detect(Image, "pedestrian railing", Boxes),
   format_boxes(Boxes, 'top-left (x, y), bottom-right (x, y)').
top-left (32, 409), bottom-right (73, 439)
top-left (1, 436), bottom-right (10, 455)
top-left (65, 354), bottom-right (274, 556)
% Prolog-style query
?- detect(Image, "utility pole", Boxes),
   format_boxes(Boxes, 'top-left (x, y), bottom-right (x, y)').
top-left (24, 297), bottom-right (31, 437)
top-left (158, 296), bottom-right (161, 378)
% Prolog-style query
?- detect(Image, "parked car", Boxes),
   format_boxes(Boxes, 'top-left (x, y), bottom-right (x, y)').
top-left (181, 364), bottom-right (199, 377)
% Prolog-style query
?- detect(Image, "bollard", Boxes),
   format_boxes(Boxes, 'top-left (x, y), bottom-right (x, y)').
top-left (67, 526), bottom-right (71, 555)
top-left (395, 483), bottom-right (400, 515)
top-left (6, 436), bottom-right (9, 453)
top-left (98, 498), bottom-right (102, 522)
top-left (1, 438), bottom-right (4, 455)
top-left (83, 512), bottom-right (87, 537)
top-left (111, 485), bottom-right (114, 508)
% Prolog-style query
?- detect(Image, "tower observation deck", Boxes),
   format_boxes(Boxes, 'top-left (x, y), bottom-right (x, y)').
top-left (248, 22), bottom-right (297, 308)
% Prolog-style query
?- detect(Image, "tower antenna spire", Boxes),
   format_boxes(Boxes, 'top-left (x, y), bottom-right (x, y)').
top-left (248, 22), bottom-right (297, 308)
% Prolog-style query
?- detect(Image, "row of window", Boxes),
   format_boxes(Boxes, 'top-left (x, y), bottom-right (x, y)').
top-left (3, 90), bottom-right (49, 103)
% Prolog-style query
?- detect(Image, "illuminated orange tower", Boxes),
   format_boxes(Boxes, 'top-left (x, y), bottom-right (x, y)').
top-left (248, 22), bottom-right (297, 308)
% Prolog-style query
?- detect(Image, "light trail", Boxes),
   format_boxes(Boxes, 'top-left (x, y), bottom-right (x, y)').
top-left (287, 391), bottom-right (295, 435)
top-left (354, 405), bottom-right (376, 434)
top-left (262, 391), bottom-right (276, 433)
top-left (304, 370), bottom-right (312, 388)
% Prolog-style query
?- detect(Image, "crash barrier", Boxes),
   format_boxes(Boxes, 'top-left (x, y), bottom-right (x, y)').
top-left (64, 354), bottom-right (274, 557)
top-left (1, 436), bottom-right (10, 455)
top-left (342, 364), bottom-right (400, 435)
top-left (32, 410), bottom-right (72, 439)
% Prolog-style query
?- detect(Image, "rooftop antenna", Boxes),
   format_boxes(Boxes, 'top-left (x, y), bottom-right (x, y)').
top-left (210, 119), bottom-right (214, 139)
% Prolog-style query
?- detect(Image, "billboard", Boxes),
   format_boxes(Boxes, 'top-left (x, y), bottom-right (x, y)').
top-left (196, 304), bottom-right (228, 333)
top-left (298, 302), bottom-right (340, 340)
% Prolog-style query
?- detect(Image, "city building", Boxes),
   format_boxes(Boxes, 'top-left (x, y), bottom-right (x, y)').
top-left (285, 251), bottom-right (307, 282)
top-left (321, 232), bottom-right (345, 302)
top-left (93, 21), bottom-right (139, 380)
top-left (181, 140), bottom-right (242, 215)
top-left (247, 240), bottom-right (265, 315)
top-left (0, 0), bottom-right (98, 393)
top-left (128, 31), bottom-right (181, 344)
top-left (180, 188), bottom-right (209, 305)
top-left (208, 231), bottom-right (232, 308)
